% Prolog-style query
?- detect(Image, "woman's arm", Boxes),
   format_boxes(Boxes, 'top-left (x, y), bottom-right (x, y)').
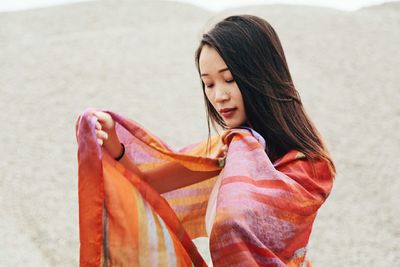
top-left (93, 111), bottom-right (220, 194)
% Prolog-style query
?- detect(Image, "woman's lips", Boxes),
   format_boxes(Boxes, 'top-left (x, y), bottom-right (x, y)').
top-left (220, 108), bottom-right (237, 119)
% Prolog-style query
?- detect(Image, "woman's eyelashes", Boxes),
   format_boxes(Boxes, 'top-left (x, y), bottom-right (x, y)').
top-left (205, 79), bottom-right (235, 88)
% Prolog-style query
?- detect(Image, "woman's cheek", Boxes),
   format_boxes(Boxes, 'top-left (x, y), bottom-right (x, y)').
top-left (205, 90), bottom-right (214, 103)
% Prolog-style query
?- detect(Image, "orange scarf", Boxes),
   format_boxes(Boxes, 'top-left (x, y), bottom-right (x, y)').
top-left (76, 109), bottom-right (334, 266)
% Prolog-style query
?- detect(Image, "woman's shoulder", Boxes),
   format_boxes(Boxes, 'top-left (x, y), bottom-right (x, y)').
top-left (274, 150), bottom-right (334, 199)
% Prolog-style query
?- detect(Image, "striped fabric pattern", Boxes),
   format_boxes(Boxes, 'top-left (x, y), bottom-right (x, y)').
top-left (209, 132), bottom-right (333, 266)
top-left (76, 109), bottom-right (334, 266)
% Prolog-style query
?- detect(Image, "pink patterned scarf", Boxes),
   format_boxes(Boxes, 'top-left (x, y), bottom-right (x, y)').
top-left (76, 109), bottom-right (334, 266)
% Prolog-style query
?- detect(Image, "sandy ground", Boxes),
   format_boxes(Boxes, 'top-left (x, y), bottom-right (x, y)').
top-left (0, 0), bottom-right (399, 266)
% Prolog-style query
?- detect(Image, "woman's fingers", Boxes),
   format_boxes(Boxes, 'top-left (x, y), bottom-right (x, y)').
top-left (96, 129), bottom-right (108, 140)
top-left (95, 129), bottom-right (108, 146)
top-left (95, 121), bottom-right (101, 130)
top-left (93, 111), bottom-right (114, 131)
top-left (217, 144), bottom-right (228, 157)
top-left (220, 144), bottom-right (228, 153)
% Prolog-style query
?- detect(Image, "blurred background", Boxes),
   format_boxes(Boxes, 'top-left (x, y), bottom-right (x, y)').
top-left (0, 0), bottom-right (399, 266)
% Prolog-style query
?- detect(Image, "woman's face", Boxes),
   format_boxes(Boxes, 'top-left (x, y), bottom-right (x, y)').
top-left (199, 45), bottom-right (247, 128)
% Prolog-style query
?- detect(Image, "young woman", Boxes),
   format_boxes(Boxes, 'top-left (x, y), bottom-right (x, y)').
top-left (80, 14), bottom-right (335, 267)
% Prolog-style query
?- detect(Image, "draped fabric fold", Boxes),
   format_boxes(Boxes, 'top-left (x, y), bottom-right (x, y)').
top-left (76, 108), bottom-right (334, 267)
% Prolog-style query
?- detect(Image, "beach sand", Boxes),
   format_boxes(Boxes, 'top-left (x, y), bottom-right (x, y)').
top-left (0, 0), bottom-right (399, 266)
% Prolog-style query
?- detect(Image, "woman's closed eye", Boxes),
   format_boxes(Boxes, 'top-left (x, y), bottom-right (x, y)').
top-left (205, 79), bottom-right (235, 88)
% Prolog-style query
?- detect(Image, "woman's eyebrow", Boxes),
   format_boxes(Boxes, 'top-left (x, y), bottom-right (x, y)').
top-left (201, 67), bottom-right (229, 77)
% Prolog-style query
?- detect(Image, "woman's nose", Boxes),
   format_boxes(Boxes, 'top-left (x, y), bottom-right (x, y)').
top-left (214, 86), bottom-right (230, 103)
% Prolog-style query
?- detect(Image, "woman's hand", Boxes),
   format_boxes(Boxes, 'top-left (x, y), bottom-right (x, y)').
top-left (216, 130), bottom-right (230, 158)
top-left (216, 144), bottom-right (228, 158)
top-left (93, 111), bottom-right (123, 158)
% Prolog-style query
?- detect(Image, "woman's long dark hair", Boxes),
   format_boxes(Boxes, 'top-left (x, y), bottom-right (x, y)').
top-left (195, 14), bottom-right (335, 174)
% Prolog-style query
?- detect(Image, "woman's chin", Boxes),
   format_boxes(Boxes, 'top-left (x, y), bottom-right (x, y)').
top-left (225, 122), bottom-right (241, 129)
top-left (224, 119), bottom-right (248, 129)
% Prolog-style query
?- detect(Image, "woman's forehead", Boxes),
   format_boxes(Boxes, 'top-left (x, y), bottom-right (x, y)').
top-left (199, 46), bottom-right (229, 75)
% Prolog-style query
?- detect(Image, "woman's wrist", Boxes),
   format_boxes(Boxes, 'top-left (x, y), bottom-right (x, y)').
top-left (103, 129), bottom-right (122, 158)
